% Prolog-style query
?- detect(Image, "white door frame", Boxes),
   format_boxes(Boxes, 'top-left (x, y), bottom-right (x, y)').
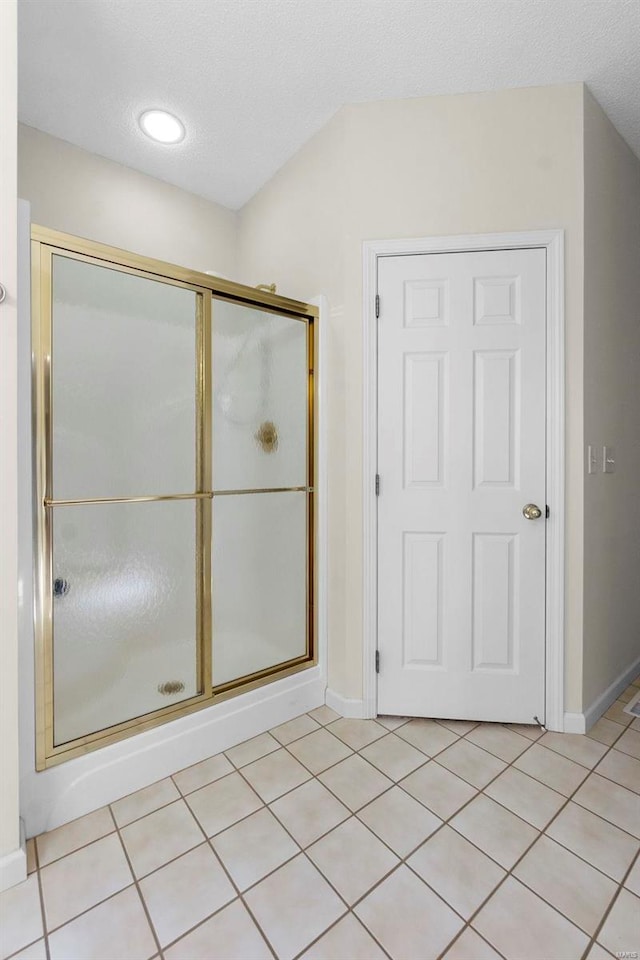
top-left (362, 230), bottom-right (565, 731)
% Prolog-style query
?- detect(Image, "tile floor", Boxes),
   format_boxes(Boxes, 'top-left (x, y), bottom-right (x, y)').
top-left (2, 685), bottom-right (639, 960)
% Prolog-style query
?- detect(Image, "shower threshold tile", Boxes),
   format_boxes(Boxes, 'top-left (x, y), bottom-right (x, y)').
top-left (111, 778), bottom-right (180, 827)
top-left (36, 806), bottom-right (114, 866)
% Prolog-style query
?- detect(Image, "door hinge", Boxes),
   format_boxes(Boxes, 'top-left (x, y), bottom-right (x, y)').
top-left (375, 474), bottom-right (380, 496)
top-left (375, 294), bottom-right (380, 319)
top-left (375, 650), bottom-right (380, 673)
top-left (546, 505), bottom-right (550, 519)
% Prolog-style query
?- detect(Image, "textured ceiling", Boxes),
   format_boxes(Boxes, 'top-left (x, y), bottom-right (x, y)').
top-left (18, 0), bottom-right (640, 210)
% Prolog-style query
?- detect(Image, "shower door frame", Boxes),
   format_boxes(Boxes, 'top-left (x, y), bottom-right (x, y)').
top-left (32, 225), bottom-right (318, 770)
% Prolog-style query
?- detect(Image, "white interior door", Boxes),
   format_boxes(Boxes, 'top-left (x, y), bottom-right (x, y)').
top-left (377, 248), bottom-right (547, 723)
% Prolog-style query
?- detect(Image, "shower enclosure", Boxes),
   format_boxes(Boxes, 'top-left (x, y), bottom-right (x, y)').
top-left (31, 226), bottom-right (316, 769)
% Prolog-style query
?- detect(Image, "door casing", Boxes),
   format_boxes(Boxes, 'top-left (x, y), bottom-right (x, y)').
top-left (362, 230), bottom-right (565, 731)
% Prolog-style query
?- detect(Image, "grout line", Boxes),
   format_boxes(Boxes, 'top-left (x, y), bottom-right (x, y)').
top-left (582, 848), bottom-right (640, 959)
top-left (106, 805), bottom-right (165, 960)
top-left (226, 751), bottom-right (397, 960)
top-left (26, 704), bottom-right (640, 960)
top-left (188, 782), bottom-right (283, 960)
top-left (33, 823), bottom-right (118, 871)
top-left (433, 714), bottom-right (640, 960)
top-left (33, 837), bottom-right (51, 960)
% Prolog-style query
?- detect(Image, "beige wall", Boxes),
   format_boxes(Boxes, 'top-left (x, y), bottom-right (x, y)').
top-left (240, 84), bottom-right (586, 711)
top-left (582, 90), bottom-right (640, 710)
top-left (20, 82), bottom-right (635, 722)
top-left (238, 112), bottom-right (350, 691)
top-left (19, 125), bottom-right (238, 277)
top-left (0, 0), bottom-right (22, 881)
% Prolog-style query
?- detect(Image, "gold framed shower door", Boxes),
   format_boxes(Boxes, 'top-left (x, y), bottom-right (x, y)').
top-left (32, 225), bottom-right (318, 769)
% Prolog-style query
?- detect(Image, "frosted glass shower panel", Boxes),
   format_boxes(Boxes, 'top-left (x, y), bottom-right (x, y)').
top-left (52, 255), bottom-right (197, 499)
top-left (212, 300), bottom-right (308, 490)
top-left (212, 491), bottom-right (307, 685)
top-left (52, 499), bottom-right (198, 745)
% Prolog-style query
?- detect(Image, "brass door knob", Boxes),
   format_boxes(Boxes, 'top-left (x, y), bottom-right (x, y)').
top-left (522, 503), bottom-right (542, 520)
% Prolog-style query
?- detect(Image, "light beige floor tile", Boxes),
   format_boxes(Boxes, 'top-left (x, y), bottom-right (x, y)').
top-left (465, 723), bottom-right (530, 762)
top-left (286, 728), bottom-right (352, 775)
top-left (597, 748), bottom-right (640, 794)
top-left (111, 778), bottom-right (180, 828)
top-left (241, 749), bottom-right (311, 803)
top-left (484, 766), bottom-right (565, 829)
top-left (270, 714), bottom-right (320, 745)
top-left (436, 740), bottom-right (507, 789)
top-left (604, 699), bottom-right (634, 727)
top-left (185, 772), bottom-right (262, 838)
top-left (586, 944), bottom-right (615, 960)
top-left (376, 715), bottom-right (409, 731)
top-left (624, 855), bottom-right (640, 896)
top-left (163, 899), bottom-right (272, 960)
top-left (539, 731), bottom-right (609, 768)
top-left (225, 732), bottom-right (280, 768)
top-left (574, 773), bottom-right (640, 838)
top-left (619, 686), bottom-right (636, 704)
top-left (8, 940), bottom-right (48, 960)
top-left (514, 742), bottom-right (590, 795)
top-left (244, 854), bottom-right (346, 960)
top-left (120, 800), bottom-right (203, 878)
top-left (588, 717), bottom-right (627, 746)
top-left (633, 718), bottom-right (640, 731)
top-left (300, 913), bottom-right (387, 960)
top-left (47, 886), bottom-right (156, 960)
top-left (36, 807), bottom-right (114, 866)
top-left (358, 786), bottom-right (441, 857)
top-left (40, 833), bottom-right (132, 930)
top-left (395, 718), bottom-right (459, 756)
top-left (442, 927), bottom-right (502, 960)
top-left (408, 825), bottom-right (505, 919)
top-left (0, 874), bottom-right (43, 959)
top-left (26, 839), bottom-right (37, 875)
top-left (400, 760), bottom-right (476, 819)
top-left (616, 727), bottom-right (640, 760)
top-left (211, 807), bottom-right (299, 890)
top-left (269, 779), bottom-right (350, 847)
top-left (172, 753), bottom-right (233, 795)
top-left (598, 888), bottom-right (640, 957)
top-left (451, 794), bottom-right (537, 869)
top-left (514, 835), bottom-right (617, 935)
top-left (503, 723), bottom-right (543, 741)
top-left (438, 719), bottom-right (479, 735)
top-left (473, 876), bottom-right (589, 960)
top-left (355, 865), bottom-right (463, 960)
top-left (359, 732), bottom-right (426, 781)
top-left (319, 754), bottom-right (393, 812)
top-left (326, 718), bottom-right (386, 751)
top-left (307, 817), bottom-right (399, 904)
top-left (307, 705), bottom-right (340, 726)
top-left (547, 801), bottom-right (638, 881)
top-left (139, 842), bottom-right (235, 946)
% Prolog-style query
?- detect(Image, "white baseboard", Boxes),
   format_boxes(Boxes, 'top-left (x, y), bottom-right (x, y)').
top-left (563, 712), bottom-right (586, 734)
top-left (22, 668), bottom-right (324, 838)
top-left (583, 654), bottom-right (640, 732)
top-left (563, 653), bottom-right (640, 735)
top-left (325, 688), bottom-right (365, 718)
top-left (0, 820), bottom-right (26, 892)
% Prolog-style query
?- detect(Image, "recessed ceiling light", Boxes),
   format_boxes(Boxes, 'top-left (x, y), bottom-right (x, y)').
top-left (139, 109), bottom-right (185, 144)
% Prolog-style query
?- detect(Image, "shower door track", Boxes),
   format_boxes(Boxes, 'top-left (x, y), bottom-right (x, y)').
top-left (32, 225), bottom-right (318, 769)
